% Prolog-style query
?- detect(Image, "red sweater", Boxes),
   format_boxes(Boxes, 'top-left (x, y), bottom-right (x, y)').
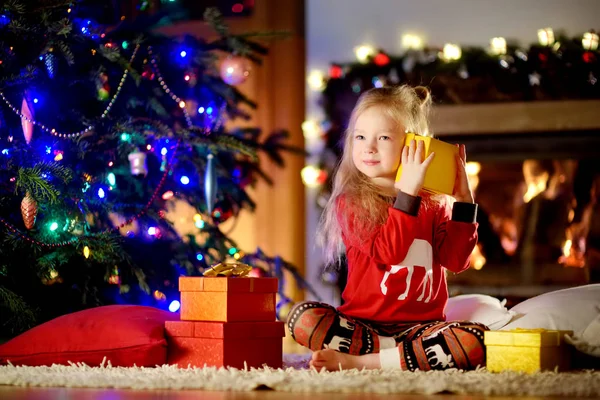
top-left (337, 193), bottom-right (478, 323)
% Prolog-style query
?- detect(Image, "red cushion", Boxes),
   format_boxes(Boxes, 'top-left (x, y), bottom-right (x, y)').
top-left (0, 305), bottom-right (177, 367)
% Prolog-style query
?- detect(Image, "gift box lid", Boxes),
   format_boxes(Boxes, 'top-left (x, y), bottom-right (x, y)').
top-left (166, 320), bottom-right (285, 339)
top-left (179, 277), bottom-right (278, 293)
top-left (484, 329), bottom-right (573, 347)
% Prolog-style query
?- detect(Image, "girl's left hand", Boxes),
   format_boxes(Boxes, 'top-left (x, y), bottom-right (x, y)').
top-left (453, 144), bottom-right (475, 203)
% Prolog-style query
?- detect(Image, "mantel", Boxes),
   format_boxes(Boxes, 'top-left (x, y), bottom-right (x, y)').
top-left (432, 100), bottom-right (600, 136)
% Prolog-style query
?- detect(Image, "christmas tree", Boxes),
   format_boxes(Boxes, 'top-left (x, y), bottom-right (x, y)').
top-left (0, 0), bottom-right (309, 338)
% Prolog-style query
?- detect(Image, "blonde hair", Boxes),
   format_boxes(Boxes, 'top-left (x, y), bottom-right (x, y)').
top-left (317, 85), bottom-right (433, 265)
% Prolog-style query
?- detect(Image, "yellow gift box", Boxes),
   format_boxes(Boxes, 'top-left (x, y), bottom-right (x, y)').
top-left (395, 133), bottom-right (458, 196)
top-left (484, 329), bottom-right (573, 373)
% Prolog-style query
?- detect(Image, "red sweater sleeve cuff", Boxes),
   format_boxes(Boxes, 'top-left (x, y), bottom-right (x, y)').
top-left (394, 191), bottom-right (421, 216)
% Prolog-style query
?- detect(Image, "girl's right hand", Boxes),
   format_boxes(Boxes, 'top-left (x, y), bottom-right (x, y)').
top-left (394, 139), bottom-right (435, 196)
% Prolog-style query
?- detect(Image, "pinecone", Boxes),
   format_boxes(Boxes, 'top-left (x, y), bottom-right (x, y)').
top-left (21, 192), bottom-right (38, 229)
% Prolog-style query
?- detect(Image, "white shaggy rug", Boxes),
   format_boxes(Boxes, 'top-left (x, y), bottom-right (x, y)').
top-left (0, 354), bottom-right (599, 397)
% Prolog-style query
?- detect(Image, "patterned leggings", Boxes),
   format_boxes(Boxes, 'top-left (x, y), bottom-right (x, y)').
top-left (288, 301), bottom-right (488, 371)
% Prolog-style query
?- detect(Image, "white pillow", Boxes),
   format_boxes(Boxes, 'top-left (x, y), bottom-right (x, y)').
top-left (446, 294), bottom-right (515, 330)
top-left (565, 311), bottom-right (600, 357)
top-left (500, 284), bottom-right (600, 357)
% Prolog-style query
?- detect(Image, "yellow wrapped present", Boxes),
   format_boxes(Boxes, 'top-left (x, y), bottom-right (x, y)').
top-left (395, 133), bottom-right (459, 196)
top-left (484, 329), bottom-right (573, 373)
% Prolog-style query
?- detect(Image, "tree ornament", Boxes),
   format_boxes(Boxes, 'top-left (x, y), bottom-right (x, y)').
top-left (204, 153), bottom-right (217, 215)
top-left (21, 192), bottom-right (38, 229)
top-left (108, 266), bottom-right (120, 285)
top-left (97, 72), bottom-right (110, 101)
top-left (21, 95), bottom-right (34, 144)
top-left (128, 149), bottom-right (148, 176)
top-left (44, 53), bottom-right (56, 78)
top-left (220, 55), bottom-right (250, 85)
top-left (276, 298), bottom-right (295, 322)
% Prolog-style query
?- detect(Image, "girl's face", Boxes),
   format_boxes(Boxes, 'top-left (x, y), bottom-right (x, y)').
top-left (352, 106), bottom-right (404, 187)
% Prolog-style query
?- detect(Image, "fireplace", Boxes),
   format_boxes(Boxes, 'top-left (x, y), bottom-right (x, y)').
top-left (434, 101), bottom-right (600, 301)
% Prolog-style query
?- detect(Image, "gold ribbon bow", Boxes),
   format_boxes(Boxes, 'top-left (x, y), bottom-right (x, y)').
top-left (203, 262), bottom-right (252, 277)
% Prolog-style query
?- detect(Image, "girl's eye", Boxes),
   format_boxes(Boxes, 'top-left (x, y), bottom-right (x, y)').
top-left (379, 136), bottom-right (391, 141)
top-left (355, 135), bottom-right (365, 140)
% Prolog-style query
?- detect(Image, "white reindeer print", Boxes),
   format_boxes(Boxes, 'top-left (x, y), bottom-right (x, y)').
top-left (422, 323), bottom-right (460, 341)
top-left (380, 239), bottom-right (434, 302)
top-left (324, 336), bottom-right (352, 352)
top-left (425, 344), bottom-right (454, 369)
top-left (339, 317), bottom-right (355, 331)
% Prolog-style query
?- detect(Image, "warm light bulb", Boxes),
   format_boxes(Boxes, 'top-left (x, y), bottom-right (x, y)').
top-left (490, 37), bottom-right (507, 55)
top-left (442, 44), bottom-right (462, 61)
top-left (537, 28), bottom-right (555, 46)
top-left (83, 246), bottom-right (90, 259)
top-left (582, 32), bottom-right (599, 51)
top-left (354, 45), bottom-right (375, 63)
top-left (401, 34), bottom-right (424, 50)
top-left (307, 70), bottom-right (325, 91)
top-left (302, 120), bottom-right (321, 139)
top-left (301, 165), bottom-right (322, 187)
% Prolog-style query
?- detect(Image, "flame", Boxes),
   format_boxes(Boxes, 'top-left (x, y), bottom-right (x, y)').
top-left (470, 244), bottom-right (486, 270)
top-left (523, 179), bottom-right (548, 203)
top-left (563, 240), bottom-right (572, 258)
top-left (559, 233), bottom-right (585, 268)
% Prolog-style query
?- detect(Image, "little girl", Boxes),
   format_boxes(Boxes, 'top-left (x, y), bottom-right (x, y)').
top-left (289, 85), bottom-right (487, 371)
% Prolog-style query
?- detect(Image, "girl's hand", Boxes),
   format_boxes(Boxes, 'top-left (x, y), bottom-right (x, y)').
top-left (453, 144), bottom-right (475, 203)
top-left (395, 140), bottom-right (435, 196)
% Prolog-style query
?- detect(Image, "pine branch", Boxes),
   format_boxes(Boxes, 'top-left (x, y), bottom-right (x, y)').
top-left (203, 8), bottom-right (228, 37)
top-left (0, 286), bottom-right (37, 334)
top-left (15, 162), bottom-right (73, 203)
top-left (3, 0), bottom-right (27, 14)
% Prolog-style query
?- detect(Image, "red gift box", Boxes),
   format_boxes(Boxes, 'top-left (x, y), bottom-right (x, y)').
top-left (179, 277), bottom-right (277, 322)
top-left (165, 320), bottom-right (285, 369)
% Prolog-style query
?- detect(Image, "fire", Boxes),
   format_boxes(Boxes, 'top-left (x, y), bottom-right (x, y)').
top-left (522, 160), bottom-right (549, 203)
top-left (523, 179), bottom-right (548, 203)
top-left (470, 244), bottom-right (486, 270)
top-left (558, 231), bottom-right (585, 268)
top-left (563, 239), bottom-right (572, 258)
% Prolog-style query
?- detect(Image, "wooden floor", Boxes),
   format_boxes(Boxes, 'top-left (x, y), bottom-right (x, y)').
top-left (2, 387), bottom-right (596, 400)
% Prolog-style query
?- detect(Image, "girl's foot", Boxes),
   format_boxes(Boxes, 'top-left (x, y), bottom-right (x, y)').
top-left (309, 349), bottom-right (380, 371)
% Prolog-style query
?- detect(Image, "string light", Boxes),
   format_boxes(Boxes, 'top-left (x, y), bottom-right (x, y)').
top-left (83, 246), bottom-right (90, 258)
top-left (537, 28), bottom-right (555, 46)
top-left (148, 46), bottom-right (193, 128)
top-left (1, 139), bottom-right (182, 248)
top-left (307, 70), bottom-right (325, 90)
top-left (168, 300), bottom-right (180, 312)
top-left (441, 44), bottom-right (462, 62)
top-left (0, 44), bottom-right (140, 139)
top-left (401, 34), bottom-right (424, 50)
top-left (354, 45), bottom-right (375, 63)
top-left (490, 37), bottom-right (507, 55)
top-left (582, 32), bottom-right (599, 51)
top-left (301, 120), bottom-right (321, 139)
top-left (107, 173), bottom-right (116, 186)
